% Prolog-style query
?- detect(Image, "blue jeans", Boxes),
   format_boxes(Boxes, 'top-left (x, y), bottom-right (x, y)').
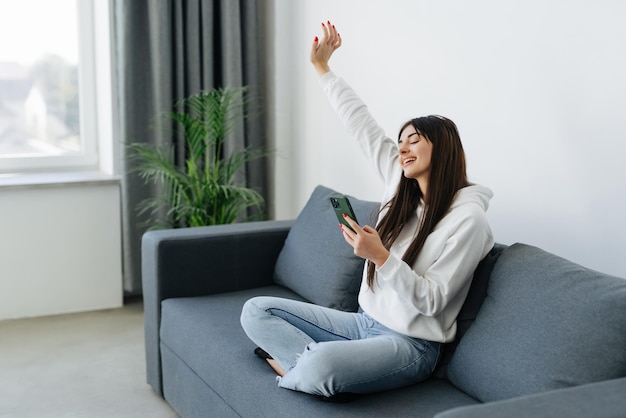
top-left (240, 296), bottom-right (441, 397)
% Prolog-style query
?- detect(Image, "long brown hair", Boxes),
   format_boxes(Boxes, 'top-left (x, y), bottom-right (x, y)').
top-left (366, 115), bottom-right (469, 289)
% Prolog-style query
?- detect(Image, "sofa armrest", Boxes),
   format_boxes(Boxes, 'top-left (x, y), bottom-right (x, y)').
top-left (142, 219), bottom-right (293, 395)
top-left (435, 377), bottom-right (626, 418)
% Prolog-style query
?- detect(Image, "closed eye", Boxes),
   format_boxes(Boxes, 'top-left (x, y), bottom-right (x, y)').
top-left (399, 132), bottom-right (420, 145)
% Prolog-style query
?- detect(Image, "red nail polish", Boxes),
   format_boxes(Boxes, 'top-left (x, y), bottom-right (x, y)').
top-left (314, 36), bottom-right (318, 42)
top-left (342, 213), bottom-right (347, 218)
top-left (321, 22), bottom-right (325, 27)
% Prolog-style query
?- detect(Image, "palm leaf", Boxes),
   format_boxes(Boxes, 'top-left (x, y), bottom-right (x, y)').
top-left (128, 85), bottom-right (267, 229)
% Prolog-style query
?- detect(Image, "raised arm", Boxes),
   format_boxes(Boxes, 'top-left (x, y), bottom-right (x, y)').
top-left (310, 22), bottom-right (400, 189)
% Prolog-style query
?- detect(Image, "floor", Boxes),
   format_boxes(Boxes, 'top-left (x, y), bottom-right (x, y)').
top-left (0, 299), bottom-right (179, 418)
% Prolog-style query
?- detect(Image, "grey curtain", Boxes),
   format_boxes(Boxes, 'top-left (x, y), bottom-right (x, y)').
top-left (114, 0), bottom-right (268, 294)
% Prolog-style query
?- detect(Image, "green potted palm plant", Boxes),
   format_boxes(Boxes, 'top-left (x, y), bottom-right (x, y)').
top-left (129, 87), bottom-right (266, 229)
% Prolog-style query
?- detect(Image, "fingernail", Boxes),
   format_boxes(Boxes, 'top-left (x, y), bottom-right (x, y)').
top-left (342, 213), bottom-right (347, 218)
top-left (321, 22), bottom-right (325, 27)
top-left (332, 25), bottom-right (335, 29)
top-left (314, 36), bottom-right (318, 42)
top-left (327, 20), bottom-right (331, 25)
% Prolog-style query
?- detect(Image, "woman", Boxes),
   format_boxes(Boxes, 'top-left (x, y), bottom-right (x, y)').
top-left (240, 21), bottom-right (494, 399)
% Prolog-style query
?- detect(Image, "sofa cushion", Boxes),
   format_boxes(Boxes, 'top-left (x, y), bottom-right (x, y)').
top-left (159, 288), bottom-right (480, 417)
top-left (274, 185), bottom-right (379, 311)
top-left (434, 377), bottom-right (626, 418)
top-left (447, 243), bottom-right (626, 402)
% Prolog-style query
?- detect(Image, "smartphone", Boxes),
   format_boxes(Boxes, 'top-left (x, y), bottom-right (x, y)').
top-left (329, 193), bottom-right (359, 232)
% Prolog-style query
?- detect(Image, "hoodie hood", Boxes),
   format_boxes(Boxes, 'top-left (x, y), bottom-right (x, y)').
top-left (450, 184), bottom-right (493, 212)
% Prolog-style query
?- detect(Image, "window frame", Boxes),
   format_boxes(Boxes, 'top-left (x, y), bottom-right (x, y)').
top-left (0, 0), bottom-right (112, 174)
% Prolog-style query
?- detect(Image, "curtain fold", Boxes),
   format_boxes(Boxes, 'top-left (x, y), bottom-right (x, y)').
top-left (114, 0), bottom-right (267, 295)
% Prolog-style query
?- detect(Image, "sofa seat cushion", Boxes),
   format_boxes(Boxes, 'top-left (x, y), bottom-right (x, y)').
top-left (447, 243), bottom-right (626, 403)
top-left (273, 185), bottom-right (380, 312)
top-left (159, 287), bottom-right (479, 417)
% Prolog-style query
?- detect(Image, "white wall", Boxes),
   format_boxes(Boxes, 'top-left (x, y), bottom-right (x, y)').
top-left (0, 179), bottom-right (122, 319)
top-left (269, 0), bottom-right (626, 279)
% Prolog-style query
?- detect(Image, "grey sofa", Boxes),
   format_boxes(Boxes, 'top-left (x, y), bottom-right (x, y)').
top-left (142, 185), bottom-right (626, 418)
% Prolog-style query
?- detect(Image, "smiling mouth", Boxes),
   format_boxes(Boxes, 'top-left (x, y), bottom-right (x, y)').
top-left (402, 158), bottom-right (416, 166)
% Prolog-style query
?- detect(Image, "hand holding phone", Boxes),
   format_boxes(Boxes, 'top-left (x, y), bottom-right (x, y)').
top-left (330, 193), bottom-right (359, 233)
top-left (330, 193), bottom-right (390, 265)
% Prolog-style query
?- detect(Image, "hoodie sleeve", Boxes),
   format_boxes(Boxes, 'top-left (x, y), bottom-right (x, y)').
top-left (319, 72), bottom-right (400, 184)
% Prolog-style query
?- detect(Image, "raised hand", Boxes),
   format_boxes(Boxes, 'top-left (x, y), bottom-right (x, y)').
top-left (310, 20), bottom-right (342, 77)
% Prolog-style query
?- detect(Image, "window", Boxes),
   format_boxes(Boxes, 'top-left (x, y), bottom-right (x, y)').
top-left (0, 0), bottom-right (110, 173)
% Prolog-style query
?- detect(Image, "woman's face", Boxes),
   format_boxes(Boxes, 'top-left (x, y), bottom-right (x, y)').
top-left (398, 124), bottom-right (433, 182)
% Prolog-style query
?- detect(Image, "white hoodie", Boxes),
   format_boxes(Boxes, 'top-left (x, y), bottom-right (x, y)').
top-left (321, 72), bottom-right (494, 342)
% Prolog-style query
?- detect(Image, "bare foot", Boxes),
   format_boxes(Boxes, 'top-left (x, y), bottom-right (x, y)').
top-left (266, 358), bottom-right (286, 377)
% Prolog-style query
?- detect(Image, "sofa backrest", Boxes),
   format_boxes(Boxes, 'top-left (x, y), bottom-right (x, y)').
top-left (447, 243), bottom-right (626, 402)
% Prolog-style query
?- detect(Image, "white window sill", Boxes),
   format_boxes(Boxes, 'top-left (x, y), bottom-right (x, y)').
top-left (0, 171), bottom-right (120, 190)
